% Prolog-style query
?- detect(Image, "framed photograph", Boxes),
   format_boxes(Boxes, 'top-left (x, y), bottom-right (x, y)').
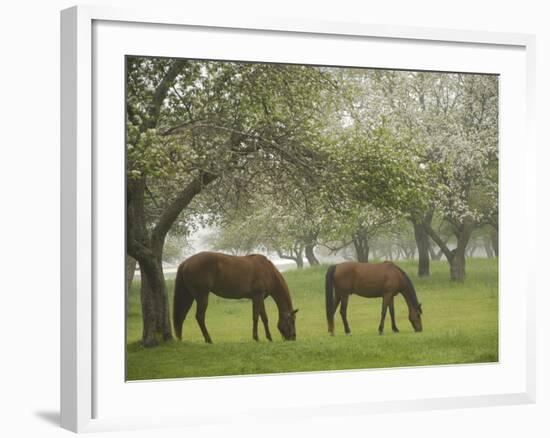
top-left (61, 5), bottom-right (536, 433)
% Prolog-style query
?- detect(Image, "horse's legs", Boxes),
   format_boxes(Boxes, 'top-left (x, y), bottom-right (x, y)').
top-left (328, 293), bottom-right (342, 336)
top-left (389, 297), bottom-right (399, 333)
top-left (259, 299), bottom-right (272, 341)
top-left (378, 294), bottom-right (392, 335)
top-left (195, 293), bottom-right (212, 343)
top-left (252, 295), bottom-right (272, 341)
top-left (173, 286), bottom-right (195, 340)
top-left (252, 296), bottom-right (261, 341)
top-left (339, 293), bottom-right (351, 335)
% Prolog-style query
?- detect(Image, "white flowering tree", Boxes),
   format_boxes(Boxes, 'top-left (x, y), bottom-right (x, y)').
top-left (327, 69), bottom-right (436, 274)
top-left (354, 70), bottom-right (498, 281)
top-left (416, 74), bottom-right (498, 281)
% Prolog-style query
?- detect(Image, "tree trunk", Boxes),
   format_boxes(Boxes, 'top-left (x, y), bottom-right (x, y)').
top-left (304, 244), bottom-right (319, 266)
top-left (127, 181), bottom-right (172, 347)
top-left (127, 177), bottom-right (172, 347)
top-left (424, 221), bottom-right (473, 282)
top-left (483, 238), bottom-right (494, 258)
top-left (353, 236), bottom-right (369, 262)
top-left (449, 248), bottom-right (467, 282)
top-left (294, 244), bottom-right (305, 269)
top-left (448, 224), bottom-right (472, 282)
top-left (126, 255), bottom-right (137, 318)
top-left (138, 258), bottom-right (172, 347)
top-left (411, 210), bottom-right (433, 277)
top-left (413, 221), bottom-right (430, 277)
top-left (490, 228), bottom-right (499, 257)
top-left (127, 172), bottom-right (217, 347)
top-left (276, 246), bottom-right (304, 269)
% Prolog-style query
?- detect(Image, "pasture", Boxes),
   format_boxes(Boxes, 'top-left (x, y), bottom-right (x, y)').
top-left (126, 258), bottom-right (498, 380)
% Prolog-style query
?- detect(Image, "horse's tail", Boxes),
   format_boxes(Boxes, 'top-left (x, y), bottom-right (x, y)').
top-left (325, 265), bottom-right (337, 335)
top-left (173, 262), bottom-right (195, 340)
top-left (394, 264), bottom-right (422, 313)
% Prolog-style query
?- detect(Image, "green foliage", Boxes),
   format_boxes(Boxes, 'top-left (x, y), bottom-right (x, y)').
top-left (322, 126), bottom-right (431, 214)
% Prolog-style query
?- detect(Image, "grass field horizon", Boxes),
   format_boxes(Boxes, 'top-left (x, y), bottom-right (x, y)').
top-left (126, 258), bottom-right (498, 381)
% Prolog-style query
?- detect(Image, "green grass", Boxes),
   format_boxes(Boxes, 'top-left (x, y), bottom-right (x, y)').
top-left (126, 258), bottom-right (498, 380)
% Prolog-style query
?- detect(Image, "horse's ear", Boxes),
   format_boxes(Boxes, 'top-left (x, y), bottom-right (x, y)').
top-left (292, 309), bottom-right (299, 315)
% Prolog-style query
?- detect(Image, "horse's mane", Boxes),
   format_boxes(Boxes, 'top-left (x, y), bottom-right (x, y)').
top-left (392, 264), bottom-right (422, 312)
top-left (265, 259), bottom-right (293, 310)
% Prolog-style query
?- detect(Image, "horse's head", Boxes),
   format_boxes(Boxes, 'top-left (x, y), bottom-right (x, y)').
top-left (278, 309), bottom-right (298, 340)
top-left (409, 303), bottom-right (423, 332)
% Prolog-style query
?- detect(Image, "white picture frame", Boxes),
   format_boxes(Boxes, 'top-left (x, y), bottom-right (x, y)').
top-left (60, 4), bottom-right (536, 433)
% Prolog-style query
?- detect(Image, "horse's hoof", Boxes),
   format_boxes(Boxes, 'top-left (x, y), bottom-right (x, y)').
top-left (378, 331), bottom-right (384, 335)
top-left (392, 328), bottom-right (400, 333)
top-left (345, 332), bottom-right (352, 336)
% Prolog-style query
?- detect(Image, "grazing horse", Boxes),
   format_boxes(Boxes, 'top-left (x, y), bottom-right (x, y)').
top-left (325, 261), bottom-right (423, 335)
top-left (173, 251), bottom-right (298, 343)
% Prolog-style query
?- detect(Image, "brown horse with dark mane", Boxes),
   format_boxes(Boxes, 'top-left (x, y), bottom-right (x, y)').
top-left (325, 261), bottom-right (422, 335)
top-left (173, 251), bottom-right (298, 343)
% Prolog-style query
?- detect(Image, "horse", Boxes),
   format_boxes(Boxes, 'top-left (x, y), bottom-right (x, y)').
top-left (325, 261), bottom-right (423, 336)
top-left (173, 251), bottom-right (298, 343)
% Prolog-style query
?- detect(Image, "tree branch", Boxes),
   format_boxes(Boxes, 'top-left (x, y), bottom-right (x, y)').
top-left (145, 184), bottom-right (160, 209)
top-left (423, 223), bottom-right (454, 261)
top-left (276, 249), bottom-right (298, 263)
top-left (151, 171), bottom-right (218, 250)
top-left (321, 240), bottom-right (354, 254)
top-left (162, 122), bottom-right (314, 170)
top-left (145, 59), bottom-right (189, 130)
